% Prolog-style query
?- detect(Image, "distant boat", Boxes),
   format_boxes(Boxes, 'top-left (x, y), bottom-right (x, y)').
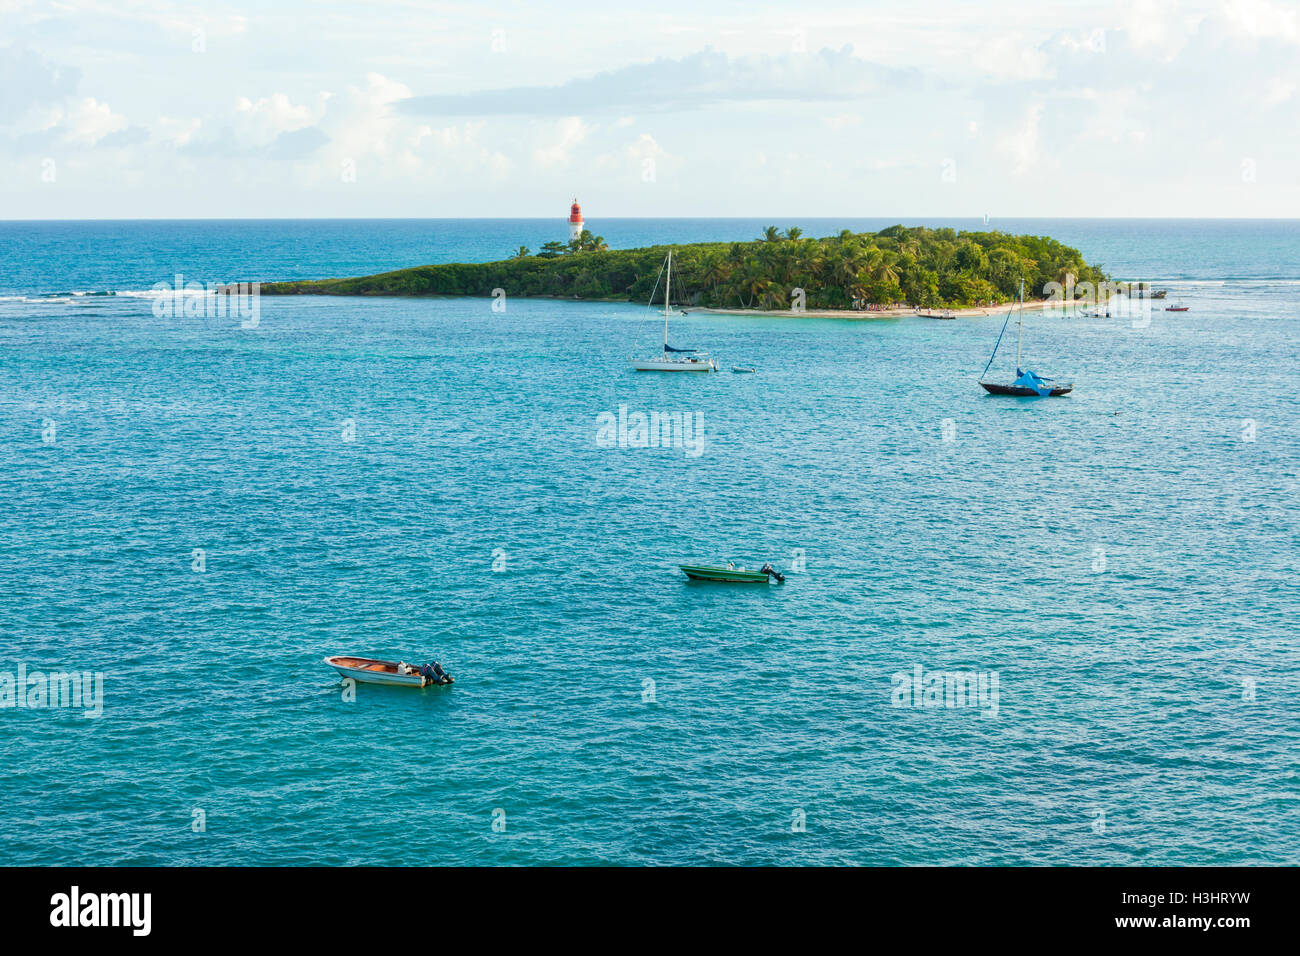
top-left (978, 280), bottom-right (1073, 397)
top-left (680, 562), bottom-right (785, 583)
top-left (731, 365), bottom-right (757, 374)
top-left (1166, 289), bottom-right (1189, 311)
top-left (630, 250), bottom-right (716, 371)
top-left (324, 655), bottom-right (453, 687)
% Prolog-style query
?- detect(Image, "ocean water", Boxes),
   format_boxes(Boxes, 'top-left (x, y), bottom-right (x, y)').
top-left (0, 219), bottom-right (1297, 865)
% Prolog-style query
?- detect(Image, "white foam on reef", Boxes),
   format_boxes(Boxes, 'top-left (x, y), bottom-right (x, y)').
top-left (0, 289), bottom-right (220, 302)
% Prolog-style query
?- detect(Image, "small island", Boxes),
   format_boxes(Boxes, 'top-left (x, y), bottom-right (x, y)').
top-left (255, 225), bottom-right (1107, 312)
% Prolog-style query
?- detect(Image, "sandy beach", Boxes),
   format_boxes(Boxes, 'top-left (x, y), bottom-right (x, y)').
top-left (694, 299), bottom-right (1060, 319)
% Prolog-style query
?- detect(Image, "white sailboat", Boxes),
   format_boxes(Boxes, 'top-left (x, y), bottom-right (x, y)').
top-left (629, 249), bottom-right (716, 371)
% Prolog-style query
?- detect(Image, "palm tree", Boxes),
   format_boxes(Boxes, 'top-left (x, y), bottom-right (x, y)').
top-left (785, 227), bottom-right (803, 241)
top-left (761, 225), bottom-right (782, 243)
top-left (875, 250), bottom-right (900, 287)
top-left (702, 255), bottom-right (730, 300)
top-left (758, 285), bottom-right (786, 310)
top-left (834, 240), bottom-right (867, 290)
top-left (512, 246), bottom-right (531, 259)
top-left (750, 278), bottom-right (775, 309)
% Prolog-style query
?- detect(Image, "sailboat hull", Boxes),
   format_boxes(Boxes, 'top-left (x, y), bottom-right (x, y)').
top-left (630, 357), bottom-right (716, 371)
top-left (980, 382), bottom-right (1073, 397)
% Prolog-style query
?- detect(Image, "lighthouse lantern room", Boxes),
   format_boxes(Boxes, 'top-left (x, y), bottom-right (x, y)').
top-left (568, 199), bottom-right (584, 243)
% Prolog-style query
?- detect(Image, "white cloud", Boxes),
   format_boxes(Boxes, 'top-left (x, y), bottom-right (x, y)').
top-left (531, 116), bottom-right (588, 167)
top-left (821, 113), bottom-right (862, 130)
top-left (1219, 0), bottom-right (1299, 42)
top-left (970, 34), bottom-right (1052, 82)
top-left (233, 92), bottom-right (317, 145)
top-left (60, 97), bottom-right (128, 145)
top-left (400, 46), bottom-right (918, 116)
top-left (998, 102), bottom-right (1044, 176)
top-left (156, 115), bottom-right (202, 147)
top-left (1260, 77), bottom-right (1297, 107)
top-left (2, 4), bottom-right (1298, 217)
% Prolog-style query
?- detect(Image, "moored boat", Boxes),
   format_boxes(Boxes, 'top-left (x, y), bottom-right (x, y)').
top-left (680, 562), bottom-right (785, 583)
top-left (977, 280), bottom-right (1073, 397)
top-left (980, 374), bottom-right (1074, 397)
top-left (324, 655), bottom-right (453, 687)
top-left (629, 250), bottom-right (717, 371)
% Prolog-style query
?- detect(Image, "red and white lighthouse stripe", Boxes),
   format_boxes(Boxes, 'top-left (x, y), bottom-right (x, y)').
top-left (568, 199), bottom-right (584, 242)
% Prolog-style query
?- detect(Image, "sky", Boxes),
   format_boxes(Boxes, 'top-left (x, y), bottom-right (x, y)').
top-left (1, 0), bottom-right (1297, 218)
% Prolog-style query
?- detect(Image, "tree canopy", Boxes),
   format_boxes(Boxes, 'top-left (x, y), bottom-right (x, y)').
top-left (259, 225), bottom-right (1106, 309)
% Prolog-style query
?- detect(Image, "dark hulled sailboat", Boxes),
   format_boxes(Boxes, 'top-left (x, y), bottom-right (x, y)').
top-left (978, 280), bottom-right (1073, 397)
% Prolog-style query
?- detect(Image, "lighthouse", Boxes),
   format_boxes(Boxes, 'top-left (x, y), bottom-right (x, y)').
top-left (568, 198), bottom-right (584, 243)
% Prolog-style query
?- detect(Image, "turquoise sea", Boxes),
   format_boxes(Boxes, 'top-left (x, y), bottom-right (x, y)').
top-left (0, 218), bottom-right (1296, 865)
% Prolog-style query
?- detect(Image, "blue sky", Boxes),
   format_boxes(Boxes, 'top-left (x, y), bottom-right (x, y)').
top-left (1, 0), bottom-right (1297, 218)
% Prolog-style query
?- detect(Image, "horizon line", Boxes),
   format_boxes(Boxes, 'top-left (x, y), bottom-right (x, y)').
top-left (4, 216), bottom-right (1300, 224)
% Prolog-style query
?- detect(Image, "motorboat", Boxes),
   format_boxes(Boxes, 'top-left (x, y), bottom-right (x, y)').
top-left (323, 655), bottom-right (453, 687)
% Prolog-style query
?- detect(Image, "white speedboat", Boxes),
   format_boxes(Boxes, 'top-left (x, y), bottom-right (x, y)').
top-left (324, 655), bottom-right (453, 687)
top-left (629, 249), bottom-right (717, 371)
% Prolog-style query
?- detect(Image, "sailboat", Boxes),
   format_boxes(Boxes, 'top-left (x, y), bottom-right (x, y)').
top-left (978, 280), bottom-right (1073, 396)
top-left (629, 250), bottom-right (717, 371)
top-left (1165, 288), bottom-right (1189, 312)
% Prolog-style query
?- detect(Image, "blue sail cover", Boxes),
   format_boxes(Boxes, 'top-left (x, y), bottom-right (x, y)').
top-left (663, 343), bottom-right (701, 353)
top-left (1013, 368), bottom-right (1054, 396)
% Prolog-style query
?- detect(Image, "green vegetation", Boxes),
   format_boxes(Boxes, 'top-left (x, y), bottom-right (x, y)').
top-left (259, 225), bottom-right (1107, 309)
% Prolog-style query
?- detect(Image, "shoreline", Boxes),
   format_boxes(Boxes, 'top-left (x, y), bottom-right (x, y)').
top-left (694, 299), bottom-right (1059, 319)
top-left (240, 284), bottom-right (1073, 318)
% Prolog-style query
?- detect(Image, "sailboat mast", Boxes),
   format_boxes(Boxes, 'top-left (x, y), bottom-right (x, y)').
top-left (663, 250), bottom-right (671, 346)
top-left (1016, 279), bottom-right (1024, 369)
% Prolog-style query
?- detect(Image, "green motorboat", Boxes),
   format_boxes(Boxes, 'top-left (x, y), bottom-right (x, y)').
top-left (679, 562), bottom-right (785, 583)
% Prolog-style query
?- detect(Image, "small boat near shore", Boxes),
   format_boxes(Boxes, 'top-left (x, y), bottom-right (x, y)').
top-left (680, 562), bottom-right (785, 583)
top-left (324, 655), bottom-right (453, 687)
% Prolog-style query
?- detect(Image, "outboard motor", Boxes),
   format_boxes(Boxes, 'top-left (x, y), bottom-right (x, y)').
top-left (761, 563), bottom-right (785, 583)
top-left (418, 662), bottom-right (452, 686)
